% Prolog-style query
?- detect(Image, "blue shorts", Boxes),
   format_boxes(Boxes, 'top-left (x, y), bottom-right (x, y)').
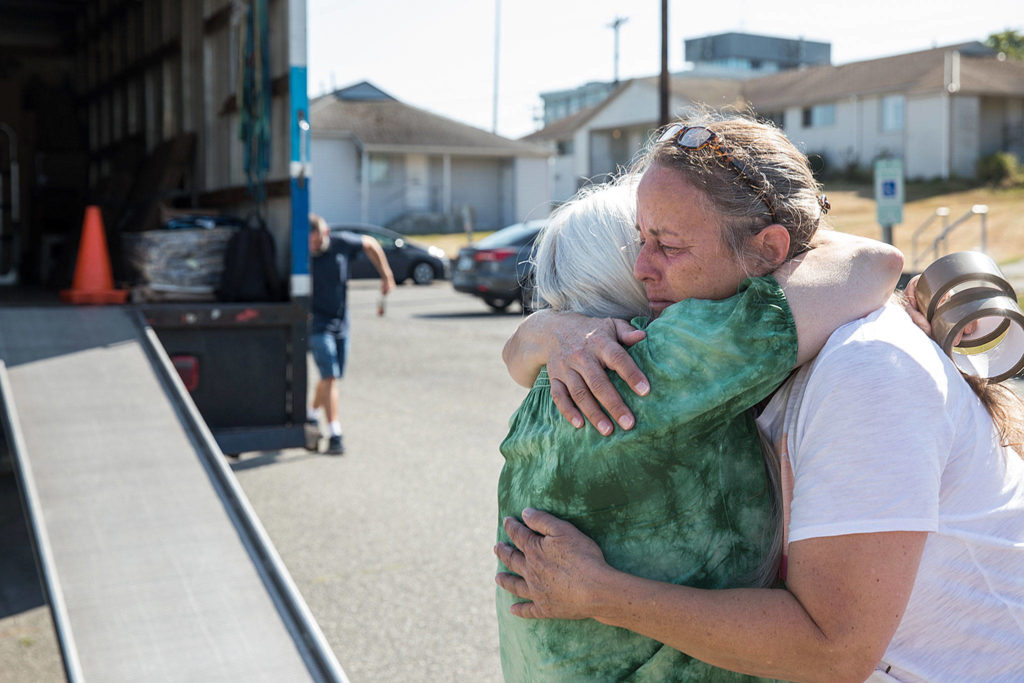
top-left (310, 331), bottom-right (350, 379)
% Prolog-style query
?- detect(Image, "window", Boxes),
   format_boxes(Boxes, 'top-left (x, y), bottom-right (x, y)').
top-left (802, 104), bottom-right (836, 128)
top-left (556, 139), bottom-right (575, 155)
top-left (881, 95), bottom-right (905, 132)
top-left (370, 233), bottom-right (397, 249)
top-left (368, 157), bottom-right (391, 183)
top-left (710, 57), bottom-right (752, 70)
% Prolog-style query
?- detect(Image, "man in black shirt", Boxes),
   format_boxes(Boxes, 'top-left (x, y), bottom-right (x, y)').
top-left (308, 214), bottom-right (395, 454)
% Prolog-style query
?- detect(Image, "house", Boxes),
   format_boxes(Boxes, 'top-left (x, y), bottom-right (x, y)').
top-left (527, 42), bottom-right (1024, 200)
top-left (310, 82), bottom-right (552, 232)
top-left (539, 32), bottom-right (832, 129)
top-left (524, 77), bottom-right (745, 201)
top-left (743, 42), bottom-right (1024, 179)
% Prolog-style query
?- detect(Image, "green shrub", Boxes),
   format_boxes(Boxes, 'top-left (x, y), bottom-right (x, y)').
top-left (977, 152), bottom-right (1024, 186)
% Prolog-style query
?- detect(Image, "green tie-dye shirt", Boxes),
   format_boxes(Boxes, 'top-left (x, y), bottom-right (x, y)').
top-left (497, 276), bottom-right (797, 682)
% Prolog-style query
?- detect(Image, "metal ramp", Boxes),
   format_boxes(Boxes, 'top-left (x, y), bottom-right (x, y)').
top-left (0, 307), bottom-right (346, 682)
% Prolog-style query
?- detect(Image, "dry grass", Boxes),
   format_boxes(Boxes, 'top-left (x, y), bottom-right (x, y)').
top-left (418, 231), bottom-right (498, 259)
top-left (419, 183), bottom-right (1024, 271)
top-left (822, 182), bottom-right (1024, 271)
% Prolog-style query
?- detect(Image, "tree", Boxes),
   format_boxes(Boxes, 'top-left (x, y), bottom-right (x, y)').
top-left (986, 29), bottom-right (1024, 61)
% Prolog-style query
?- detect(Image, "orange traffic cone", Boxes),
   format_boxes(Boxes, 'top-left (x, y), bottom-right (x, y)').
top-left (60, 206), bottom-right (128, 305)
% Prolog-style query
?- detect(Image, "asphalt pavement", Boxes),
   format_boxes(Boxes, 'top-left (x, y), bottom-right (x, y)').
top-left (230, 281), bottom-right (527, 682)
top-left (0, 280), bottom-right (528, 683)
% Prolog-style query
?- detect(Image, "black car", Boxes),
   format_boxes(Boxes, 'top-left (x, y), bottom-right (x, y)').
top-left (451, 220), bottom-right (546, 312)
top-left (331, 224), bottom-right (450, 285)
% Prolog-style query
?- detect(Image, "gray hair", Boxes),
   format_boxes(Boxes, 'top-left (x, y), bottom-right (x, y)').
top-left (636, 111), bottom-right (830, 275)
top-left (532, 176), bottom-right (650, 319)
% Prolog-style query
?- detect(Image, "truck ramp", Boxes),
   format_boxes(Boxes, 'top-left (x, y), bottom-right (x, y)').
top-left (0, 307), bottom-right (346, 682)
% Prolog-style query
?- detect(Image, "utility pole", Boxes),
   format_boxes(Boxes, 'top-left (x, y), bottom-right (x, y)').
top-left (492, 0), bottom-right (501, 134)
top-left (942, 49), bottom-right (960, 180)
top-left (607, 16), bottom-right (629, 84)
top-left (659, 0), bottom-right (669, 126)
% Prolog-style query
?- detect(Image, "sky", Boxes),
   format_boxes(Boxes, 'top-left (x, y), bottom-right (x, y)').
top-left (306, 0), bottom-right (1022, 140)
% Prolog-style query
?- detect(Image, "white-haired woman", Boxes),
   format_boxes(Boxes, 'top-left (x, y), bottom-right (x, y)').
top-left (496, 166), bottom-right (901, 681)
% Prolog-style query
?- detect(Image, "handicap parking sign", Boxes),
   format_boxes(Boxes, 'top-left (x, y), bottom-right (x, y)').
top-left (874, 159), bottom-right (904, 226)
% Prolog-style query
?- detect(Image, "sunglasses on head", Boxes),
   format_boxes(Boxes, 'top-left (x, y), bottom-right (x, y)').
top-left (657, 124), bottom-right (778, 224)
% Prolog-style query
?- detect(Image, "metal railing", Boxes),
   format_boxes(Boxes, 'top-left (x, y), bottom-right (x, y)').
top-left (912, 205), bottom-right (989, 270)
top-left (911, 207), bottom-right (950, 270)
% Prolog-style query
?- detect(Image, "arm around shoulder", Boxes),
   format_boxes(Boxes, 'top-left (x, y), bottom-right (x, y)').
top-left (502, 310), bottom-right (556, 387)
top-left (501, 310), bottom-right (649, 434)
top-left (775, 231), bottom-right (903, 366)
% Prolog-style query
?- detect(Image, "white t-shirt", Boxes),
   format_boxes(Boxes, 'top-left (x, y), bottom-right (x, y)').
top-left (756, 305), bottom-right (1024, 682)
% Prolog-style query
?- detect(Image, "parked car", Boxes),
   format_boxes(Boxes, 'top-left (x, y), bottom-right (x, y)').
top-left (451, 220), bottom-right (546, 312)
top-left (331, 224), bottom-right (450, 285)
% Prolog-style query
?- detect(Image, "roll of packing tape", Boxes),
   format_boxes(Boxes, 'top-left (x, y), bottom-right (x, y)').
top-left (914, 252), bottom-right (1024, 383)
top-left (931, 291), bottom-right (1024, 382)
top-left (914, 251), bottom-right (1015, 321)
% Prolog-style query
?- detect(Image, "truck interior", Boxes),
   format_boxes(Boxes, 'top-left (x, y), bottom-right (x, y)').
top-left (1, 0), bottom-right (309, 455)
top-left (0, 3), bottom-right (341, 678)
top-left (1, 0), bottom-right (88, 296)
top-left (0, 0), bottom-right (296, 302)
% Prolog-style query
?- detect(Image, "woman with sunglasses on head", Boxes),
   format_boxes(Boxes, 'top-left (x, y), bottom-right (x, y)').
top-left (496, 127), bottom-right (903, 680)
top-left (496, 113), bottom-right (1024, 681)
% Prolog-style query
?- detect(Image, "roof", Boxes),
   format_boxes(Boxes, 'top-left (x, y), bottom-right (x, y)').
top-left (521, 77), bottom-right (745, 143)
top-left (522, 81), bottom-right (633, 142)
top-left (332, 81), bottom-right (395, 101)
top-left (661, 76), bottom-right (746, 107)
top-left (521, 104), bottom-right (601, 143)
top-left (954, 55), bottom-right (1024, 96)
top-left (742, 42), bottom-right (1019, 109)
top-left (310, 90), bottom-right (550, 157)
top-left (521, 43), bottom-right (1024, 142)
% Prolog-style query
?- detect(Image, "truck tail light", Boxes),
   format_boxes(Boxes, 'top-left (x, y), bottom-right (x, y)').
top-left (171, 354), bottom-right (199, 392)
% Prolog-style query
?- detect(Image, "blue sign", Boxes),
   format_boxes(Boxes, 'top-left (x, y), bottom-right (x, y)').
top-left (874, 159), bottom-right (904, 226)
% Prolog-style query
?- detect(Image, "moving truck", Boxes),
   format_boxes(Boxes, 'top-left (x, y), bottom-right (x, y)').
top-left (0, 0), bottom-right (313, 453)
